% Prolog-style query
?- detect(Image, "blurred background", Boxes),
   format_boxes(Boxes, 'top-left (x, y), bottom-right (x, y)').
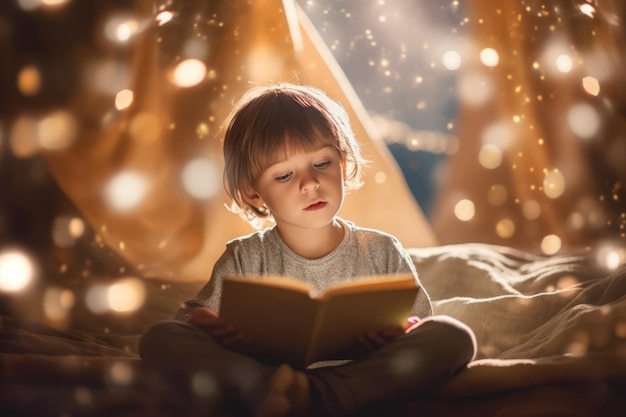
top-left (1, 0), bottom-right (625, 326)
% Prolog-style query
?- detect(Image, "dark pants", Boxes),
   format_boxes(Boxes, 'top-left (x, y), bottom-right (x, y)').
top-left (139, 315), bottom-right (476, 416)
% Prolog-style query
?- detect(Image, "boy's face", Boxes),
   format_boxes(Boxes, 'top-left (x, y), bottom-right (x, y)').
top-left (247, 144), bottom-right (345, 231)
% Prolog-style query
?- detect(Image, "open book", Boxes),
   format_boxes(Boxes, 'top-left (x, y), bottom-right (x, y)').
top-left (219, 274), bottom-right (420, 369)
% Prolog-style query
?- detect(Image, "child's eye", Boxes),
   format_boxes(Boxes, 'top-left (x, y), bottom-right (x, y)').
top-left (314, 160), bottom-right (331, 169)
top-left (275, 172), bottom-right (293, 182)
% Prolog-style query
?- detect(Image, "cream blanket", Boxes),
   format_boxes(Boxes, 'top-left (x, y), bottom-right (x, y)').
top-left (409, 244), bottom-right (626, 399)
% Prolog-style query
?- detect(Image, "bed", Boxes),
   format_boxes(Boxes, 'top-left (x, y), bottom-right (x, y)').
top-left (2, 241), bottom-right (625, 417)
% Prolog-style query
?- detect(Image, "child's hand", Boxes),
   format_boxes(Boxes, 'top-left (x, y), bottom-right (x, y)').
top-left (354, 327), bottom-right (404, 355)
top-left (188, 307), bottom-right (251, 353)
top-left (354, 316), bottom-right (421, 356)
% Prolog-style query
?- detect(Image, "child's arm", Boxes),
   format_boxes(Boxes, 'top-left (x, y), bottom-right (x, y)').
top-left (188, 306), bottom-right (251, 353)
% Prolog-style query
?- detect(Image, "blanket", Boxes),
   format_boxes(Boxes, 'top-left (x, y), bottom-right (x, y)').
top-left (1, 243), bottom-right (626, 416)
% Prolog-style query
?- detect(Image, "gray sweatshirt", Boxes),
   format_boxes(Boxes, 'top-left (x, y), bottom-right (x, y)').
top-left (176, 217), bottom-right (432, 321)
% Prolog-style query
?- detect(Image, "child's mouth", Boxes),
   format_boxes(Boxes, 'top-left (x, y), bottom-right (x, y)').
top-left (305, 201), bottom-right (327, 211)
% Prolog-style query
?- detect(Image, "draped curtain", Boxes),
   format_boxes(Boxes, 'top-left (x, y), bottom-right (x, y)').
top-left (431, 0), bottom-right (626, 253)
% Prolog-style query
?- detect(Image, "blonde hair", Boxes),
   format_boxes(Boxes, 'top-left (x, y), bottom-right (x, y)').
top-left (222, 83), bottom-right (366, 222)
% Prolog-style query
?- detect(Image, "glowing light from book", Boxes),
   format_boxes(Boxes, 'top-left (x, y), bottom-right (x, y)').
top-left (0, 250), bottom-right (35, 293)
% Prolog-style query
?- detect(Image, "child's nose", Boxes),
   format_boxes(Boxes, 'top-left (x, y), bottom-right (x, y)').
top-left (300, 174), bottom-right (320, 193)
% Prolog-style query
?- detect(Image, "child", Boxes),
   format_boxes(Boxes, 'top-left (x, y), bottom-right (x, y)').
top-left (139, 83), bottom-right (476, 417)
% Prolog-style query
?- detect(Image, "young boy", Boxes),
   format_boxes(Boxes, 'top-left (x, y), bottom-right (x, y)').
top-left (139, 83), bottom-right (476, 417)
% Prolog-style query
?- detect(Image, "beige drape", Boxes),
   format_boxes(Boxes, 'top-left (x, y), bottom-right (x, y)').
top-left (431, 0), bottom-right (626, 252)
top-left (41, 0), bottom-right (436, 283)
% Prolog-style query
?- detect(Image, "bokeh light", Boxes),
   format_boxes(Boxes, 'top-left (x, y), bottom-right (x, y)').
top-left (479, 48), bottom-right (499, 67)
top-left (482, 122), bottom-right (514, 150)
top-left (191, 372), bottom-right (218, 399)
top-left (18, 0), bottom-right (70, 10)
top-left (155, 10), bottom-right (174, 26)
top-left (52, 216), bottom-right (85, 248)
top-left (442, 50), bottom-right (462, 71)
top-left (104, 172), bottom-right (149, 212)
top-left (540, 234), bottom-right (562, 255)
top-left (495, 218), bottom-right (515, 239)
top-left (581, 76), bottom-right (600, 96)
top-left (487, 185), bottom-right (507, 206)
top-left (109, 361), bottom-right (134, 386)
top-left (17, 65), bottom-right (41, 96)
top-left (37, 110), bottom-right (77, 150)
top-left (457, 71), bottom-right (493, 107)
top-left (115, 89), bottom-right (134, 110)
top-left (567, 103), bottom-right (601, 139)
top-left (104, 16), bottom-right (143, 43)
top-left (128, 112), bottom-right (161, 144)
top-left (542, 168), bottom-right (565, 199)
top-left (478, 144), bottom-right (503, 169)
top-left (555, 54), bottom-right (573, 73)
top-left (0, 249), bottom-right (36, 293)
top-left (10, 115), bottom-right (39, 158)
top-left (454, 199), bottom-right (475, 221)
top-left (172, 59), bottom-right (207, 88)
top-left (181, 159), bottom-right (221, 200)
top-left (522, 200), bottom-right (542, 220)
top-left (43, 287), bottom-right (75, 322)
top-left (85, 277), bottom-right (146, 314)
top-left (594, 243), bottom-right (626, 271)
top-left (108, 278), bottom-right (146, 313)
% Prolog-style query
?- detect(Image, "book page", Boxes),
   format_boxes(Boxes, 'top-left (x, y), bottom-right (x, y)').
top-left (220, 278), bottom-right (317, 366)
top-left (225, 275), bottom-right (314, 295)
top-left (317, 274), bottom-right (417, 299)
top-left (305, 286), bottom-right (420, 365)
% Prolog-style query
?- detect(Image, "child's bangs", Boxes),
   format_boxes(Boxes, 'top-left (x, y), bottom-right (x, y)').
top-left (251, 121), bottom-right (337, 177)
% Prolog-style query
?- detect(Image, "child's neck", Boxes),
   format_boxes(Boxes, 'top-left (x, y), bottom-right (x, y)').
top-left (277, 219), bottom-right (345, 260)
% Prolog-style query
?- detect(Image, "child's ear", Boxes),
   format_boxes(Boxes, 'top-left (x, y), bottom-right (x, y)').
top-left (243, 189), bottom-right (265, 209)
